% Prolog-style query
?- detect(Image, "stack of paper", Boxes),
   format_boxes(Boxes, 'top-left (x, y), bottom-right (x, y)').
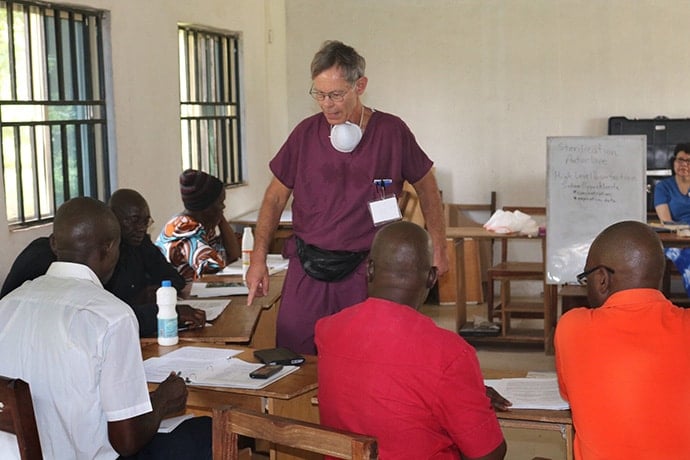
top-left (483, 377), bottom-right (569, 410)
top-left (190, 281), bottom-right (249, 297)
top-left (649, 222), bottom-right (690, 233)
top-left (143, 346), bottom-right (300, 390)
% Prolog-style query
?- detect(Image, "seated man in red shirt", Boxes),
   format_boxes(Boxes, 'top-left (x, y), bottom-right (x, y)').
top-left (315, 221), bottom-right (507, 460)
top-left (555, 220), bottom-right (690, 459)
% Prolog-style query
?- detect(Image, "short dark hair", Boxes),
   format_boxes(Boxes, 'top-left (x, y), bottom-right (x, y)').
top-left (670, 143), bottom-right (690, 173)
top-left (674, 143), bottom-right (690, 157)
top-left (53, 197), bottom-right (120, 262)
top-left (310, 40), bottom-right (365, 84)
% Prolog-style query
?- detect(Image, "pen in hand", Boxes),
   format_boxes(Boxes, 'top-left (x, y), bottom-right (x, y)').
top-left (175, 371), bottom-right (191, 384)
top-left (178, 321), bottom-right (208, 332)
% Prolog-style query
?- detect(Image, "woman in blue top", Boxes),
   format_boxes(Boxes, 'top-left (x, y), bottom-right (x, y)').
top-left (654, 143), bottom-right (690, 224)
top-left (655, 143), bottom-right (690, 297)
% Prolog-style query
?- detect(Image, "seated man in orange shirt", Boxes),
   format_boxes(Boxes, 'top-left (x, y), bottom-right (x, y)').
top-left (555, 220), bottom-right (690, 459)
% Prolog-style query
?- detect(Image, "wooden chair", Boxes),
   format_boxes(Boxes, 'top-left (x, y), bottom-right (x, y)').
top-left (486, 207), bottom-right (557, 342)
top-left (0, 376), bottom-right (43, 460)
top-left (212, 406), bottom-right (377, 460)
top-left (398, 181), bottom-right (425, 226)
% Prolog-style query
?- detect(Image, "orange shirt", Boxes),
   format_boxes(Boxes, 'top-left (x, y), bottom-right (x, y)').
top-left (555, 289), bottom-right (690, 459)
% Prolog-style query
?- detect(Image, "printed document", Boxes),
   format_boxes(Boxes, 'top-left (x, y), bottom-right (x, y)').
top-left (143, 346), bottom-right (300, 390)
top-left (190, 281), bottom-right (249, 297)
top-left (483, 377), bottom-right (569, 410)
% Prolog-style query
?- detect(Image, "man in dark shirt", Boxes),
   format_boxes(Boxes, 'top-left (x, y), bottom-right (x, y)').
top-left (0, 189), bottom-right (205, 337)
top-left (0, 236), bottom-right (53, 298)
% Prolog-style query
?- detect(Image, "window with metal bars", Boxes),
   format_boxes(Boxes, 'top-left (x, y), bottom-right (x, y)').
top-left (178, 25), bottom-right (243, 186)
top-left (0, 0), bottom-right (109, 227)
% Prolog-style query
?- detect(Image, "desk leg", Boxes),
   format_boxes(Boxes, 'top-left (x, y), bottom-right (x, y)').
top-left (250, 300), bottom-right (280, 349)
top-left (542, 239), bottom-right (557, 354)
top-left (437, 238), bottom-right (458, 304)
top-left (455, 238), bottom-right (467, 333)
top-left (565, 423), bottom-right (574, 460)
top-left (544, 281), bottom-right (553, 353)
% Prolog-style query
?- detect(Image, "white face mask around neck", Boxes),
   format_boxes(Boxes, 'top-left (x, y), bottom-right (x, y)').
top-left (328, 107), bottom-right (366, 153)
top-left (329, 121), bottom-right (362, 153)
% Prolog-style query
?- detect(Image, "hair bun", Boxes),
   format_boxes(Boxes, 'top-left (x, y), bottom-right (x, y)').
top-left (179, 169), bottom-right (223, 211)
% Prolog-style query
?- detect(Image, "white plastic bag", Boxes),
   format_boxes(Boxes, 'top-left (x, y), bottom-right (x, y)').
top-left (484, 209), bottom-right (539, 236)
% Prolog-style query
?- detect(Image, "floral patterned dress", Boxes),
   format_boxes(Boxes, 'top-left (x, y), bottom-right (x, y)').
top-left (155, 214), bottom-right (226, 281)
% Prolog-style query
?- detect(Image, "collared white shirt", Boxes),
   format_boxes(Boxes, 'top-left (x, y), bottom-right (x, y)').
top-left (0, 262), bottom-right (152, 460)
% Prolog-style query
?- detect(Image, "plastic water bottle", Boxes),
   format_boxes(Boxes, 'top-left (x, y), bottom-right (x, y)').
top-left (242, 227), bottom-right (254, 283)
top-left (156, 280), bottom-right (178, 346)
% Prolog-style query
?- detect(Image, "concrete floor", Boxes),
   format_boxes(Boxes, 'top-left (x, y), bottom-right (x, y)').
top-left (419, 302), bottom-right (567, 460)
top-left (419, 302), bottom-right (556, 372)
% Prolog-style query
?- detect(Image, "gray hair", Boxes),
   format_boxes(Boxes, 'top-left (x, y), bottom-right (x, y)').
top-left (310, 40), bottom-right (366, 84)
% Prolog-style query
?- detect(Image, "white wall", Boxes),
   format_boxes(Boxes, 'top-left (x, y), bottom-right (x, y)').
top-left (0, 0), bottom-right (289, 282)
top-left (284, 0), bottom-right (690, 207)
top-left (4, 0), bottom-right (690, 284)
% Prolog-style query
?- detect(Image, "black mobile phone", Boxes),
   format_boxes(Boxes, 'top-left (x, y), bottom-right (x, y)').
top-left (249, 364), bottom-right (283, 379)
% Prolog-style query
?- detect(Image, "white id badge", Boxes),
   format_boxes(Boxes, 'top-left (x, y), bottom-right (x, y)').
top-left (368, 195), bottom-right (402, 226)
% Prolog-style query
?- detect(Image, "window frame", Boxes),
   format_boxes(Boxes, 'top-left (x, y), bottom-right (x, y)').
top-left (178, 24), bottom-right (244, 186)
top-left (0, 0), bottom-right (112, 228)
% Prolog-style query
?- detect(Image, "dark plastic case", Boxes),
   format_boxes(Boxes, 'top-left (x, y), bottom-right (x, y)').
top-left (608, 116), bottom-right (690, 213)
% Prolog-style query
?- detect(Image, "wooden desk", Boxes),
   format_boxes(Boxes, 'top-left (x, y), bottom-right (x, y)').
top-left (447, 227), bottom-right (557, 350)
top-left (559, 284), bottom-right (588, 315)
top-left (658, 231), bottom-right (690, 245)
top-left (142, 341), bottom-right (319, 460)
top-left (483, 369), bottom-right (574, 460)
top-left (141, 274), bottom-right (285, 346)
top-left (497, 408), bottom-right (573, 460)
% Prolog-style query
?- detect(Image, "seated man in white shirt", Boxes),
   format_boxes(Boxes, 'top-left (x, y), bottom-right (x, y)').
top-left (0, 197), bottom-right (211, 460)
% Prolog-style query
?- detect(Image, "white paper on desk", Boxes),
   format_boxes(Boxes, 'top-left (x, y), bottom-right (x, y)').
top-left (189, 359), bottom-right (300, 390)
top-left (177, 299), bottom-right (229, 321)
top-left (143, 346), bottom-right (299, 390)
top-left (190, 281), bottom-right (248, 297)
top-left (484, 378), bottom-right (569, 410)
top-left (525, 371), bottom-right (558, 379)
top-left (144, 346), bottom-right (243, 382)
top-left (217, 254), bottom-right (290, 276)
top-left (158, 414), bottom-right (194, 433)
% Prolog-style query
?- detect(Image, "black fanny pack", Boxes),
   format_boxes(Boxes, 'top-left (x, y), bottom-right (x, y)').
top-left (295, 236), bottom-right (368, 282)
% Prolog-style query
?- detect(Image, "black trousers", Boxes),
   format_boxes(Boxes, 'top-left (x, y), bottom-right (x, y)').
top-left (130, 303), bottom-right (158, 338)
top-left (119, 416), bottom-right (212, 460)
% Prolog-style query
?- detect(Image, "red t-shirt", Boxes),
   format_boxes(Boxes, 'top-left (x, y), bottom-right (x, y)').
top-left (555, 289), bottom-right (690, 459)
top-left (315, 297), bottom-right (504, 459)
